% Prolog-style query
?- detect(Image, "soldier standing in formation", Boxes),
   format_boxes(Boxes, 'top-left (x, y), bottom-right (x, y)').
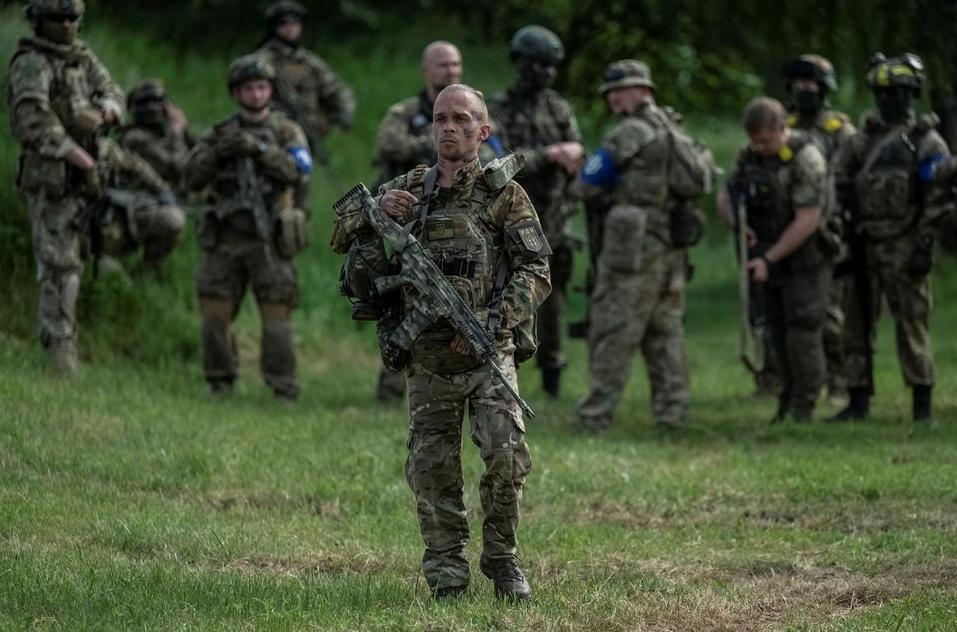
top-left (119, 79), bottom-right (195, 197)
top-left (185, 56), bottom-right (313, 401)
top-left (574, 60), bottom-right (694, 432)
top-left (256, 0), bottom-right (355, 206)
top-left (368, 40), bottom-right (464, 403)
top-left (333, 85), bottom-right (551, 600)
top-left (782, 55), bottom-right (856, 405)
top-left (7, 0), bottom-right (125, 372)
top-left (490, 25), bottom-right (585, 399)
top-left (721, 98), bottom-right (831, 422)
top-left (831, 54), bottom-right (951, 424)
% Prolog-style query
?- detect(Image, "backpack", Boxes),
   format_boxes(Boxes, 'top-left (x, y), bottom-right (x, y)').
top-left (666, 123), bottom-right (717, 200)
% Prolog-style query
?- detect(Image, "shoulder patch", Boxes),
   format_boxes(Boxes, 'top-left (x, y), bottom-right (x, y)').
top-left (824, 116), bottom-right (843, 133)
top-left (508, 218), bottom-right (552, 257)
top-left (779, 144), bottom-right (794, 162)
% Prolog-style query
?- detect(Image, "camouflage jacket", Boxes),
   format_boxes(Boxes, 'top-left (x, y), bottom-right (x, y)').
top-left (7, 36), bottom-right (124, 193)
top-left (834, 110), bottom-right (951, 239)
top-left (185, 110), bottom-right (306, 224)
top-left (489, 87), bottom-right (582, 246)
top-left (119, 123), bottom-right (195, 193)
top-left (729, 130), bottom-right (829, 274)
top-left (375, 90), bottom-right (436, 185)
top-left (256, 38), bottom-right (355, 145)
top-left (787, 109), bottom-right (855, 164)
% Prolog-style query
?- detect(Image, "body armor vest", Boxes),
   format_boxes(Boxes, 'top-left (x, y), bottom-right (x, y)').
top-left (272, 53), bottom-right (326, 134)
top-left (616, 106), bottom-right (671, 243)
top-left (854, 122), bottom-right (922, 239)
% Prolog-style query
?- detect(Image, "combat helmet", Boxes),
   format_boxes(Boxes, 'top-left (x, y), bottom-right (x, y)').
top-left (782, 54), bottom-right (838, 93)
top-left (127, 79), bottom-right (167, 109)
top-left (265, 0), bottom-right (307, 26)
top-left (866, 53), bottom-right (924, 96)
top-left (510, 25), bottom-right (564, 65)
top-left (227, 55), bottom-right (276, 91)
top-left (26, 0), bottom-right (85, 23)
top-left (599, 59), bottom-right (656, 94)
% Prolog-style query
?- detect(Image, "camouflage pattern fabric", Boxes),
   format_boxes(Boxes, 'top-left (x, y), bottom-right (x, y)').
top-left (788, 108), bottom-right (856, 395)
top-left (489, 87), bottom-right (581, 371)
top-left (730, 135), bottom-right (830, 417)
top-left (375, 91), bottom-right (436, 186)
top-left (185, 110), bottom-right (307, 399)
top-left (339, 158), bottom-right (549, 591)
top-left (7, 33), bottom-right (124, 368)
top-left (576, 100), bottom-right (690, 430)
top-left (835, 112), bottom-right (951, 391)
top-left (119, 122), bottom-right (195, 195)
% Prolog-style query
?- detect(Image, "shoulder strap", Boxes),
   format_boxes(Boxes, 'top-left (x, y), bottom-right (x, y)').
top-left (394, 164), bottom-right (439, 254)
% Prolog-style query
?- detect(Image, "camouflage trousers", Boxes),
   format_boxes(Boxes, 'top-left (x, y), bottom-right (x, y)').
top-left (535, 245), bottom-right (573, 370)
top-left (844, 236), bottom-right (934, 391)
top-left (196, 227), bottom-right (300, 398)
top-left (405, 344), bottom-right (532, 592)
top-left (27, 191), bottom-right (84, 364)
top-left (578, 245), bottom-right (690, 429)
top-left (763, 266), bottom-right (829, 416)
top-left (823, 274), bottom-right (848, 392)
top-left (101, 203), bottom-right (186, 265)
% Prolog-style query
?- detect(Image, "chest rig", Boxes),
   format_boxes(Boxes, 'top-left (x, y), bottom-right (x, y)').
top-left (854, 120), bottom-right (924, 238)
top-left (14, 39), bottom-right (95, 139)
top-left (740, 134), bottom-right (814, 245)
top-left (209, 114), bottom-right (286, 233)
top-left (270, 46), bottom-right (324, 129)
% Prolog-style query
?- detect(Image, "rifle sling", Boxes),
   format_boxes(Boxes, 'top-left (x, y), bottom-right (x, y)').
top-left (394, 165), bottom-right (438, 253)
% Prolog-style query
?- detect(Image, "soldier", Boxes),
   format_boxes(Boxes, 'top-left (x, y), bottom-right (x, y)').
top-left (185, 55), bottom-right (313, 401)
top-left (7, 0), bottom-right (125, 372)
top-left (783, 54), bottom-right (856, 404)
top-left (119, 79), bottom-right (195, 196)
top-left (256, 0), bottom-right (355, 206)
top-left (719, 98), bottom-right (831, 422)
top-left (489, 25), bottom-right (585, 398)
top-left (332, 85), bottom-right (550, 600)
top-left (369, 40), bottom-right (463, 403)
top-left (830, 54), bottom-right (951, 424)
top-left (575, 60), bottom-right (701, 432)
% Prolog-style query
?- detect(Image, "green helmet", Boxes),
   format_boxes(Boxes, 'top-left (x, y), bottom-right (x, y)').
top-left (26, 0), bottom-right (85, 23)
top-left (127, 79), bottom-right (167, 108)
top-left (866, 53), bottom-right (924, 94)
top-left (782, 54), bottom-right (838, 93)
top-left (510, 25), bottom-right (564, 65)
top-left (265, 0), bottom-right (307, 25)
top-left (227, 55), bottom-right (276, 91)
top-left (599, 59), bottom-right (656, 94)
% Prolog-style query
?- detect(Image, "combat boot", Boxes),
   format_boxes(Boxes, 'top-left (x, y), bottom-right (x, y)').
top-left (209, 379), bottom-right (234, 399)
top-left (48, 337), bottom-right (79, 374)
top-left (541, 368), bottom-right (561, 399)
top-left (827, 387), bottom-right (869, 422)
top-left (912, 384), bottom-right (935, 424)
top-left (432, 585), bottom-right (468, 601)
top-left (480, 556), bottom-right (532, 602)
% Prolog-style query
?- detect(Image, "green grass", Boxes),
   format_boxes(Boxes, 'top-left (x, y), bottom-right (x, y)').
top-left (3, 8), bottom-right (957, 630)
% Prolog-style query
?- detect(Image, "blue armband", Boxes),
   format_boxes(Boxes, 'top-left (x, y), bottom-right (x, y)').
top-left (918, 154), bottom-right (946, 183)
top-left (288, 146), bottom-right (314, 175)
top-left (580, 148), bottom-right (620, 187)
top-left (484, 134), bottom-right (506, 158)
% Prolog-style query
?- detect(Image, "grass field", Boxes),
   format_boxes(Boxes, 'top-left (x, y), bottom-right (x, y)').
top-left (2, 9), bottom-right (957, 631)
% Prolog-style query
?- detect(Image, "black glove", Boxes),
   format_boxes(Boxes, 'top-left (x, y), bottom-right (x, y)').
top-left (907, 235), bottom-right (934, 277)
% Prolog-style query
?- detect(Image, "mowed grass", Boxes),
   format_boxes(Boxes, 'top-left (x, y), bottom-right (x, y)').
top-left (3, 8), bottom-right (957, 631)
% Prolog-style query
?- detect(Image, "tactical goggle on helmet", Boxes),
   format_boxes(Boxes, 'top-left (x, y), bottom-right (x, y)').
top-left (26, 0), bottom-right (85, 22)
top-left (227, 55), bottom-right (277, 92)
top-left (866, 52), bottom-right (924, 95)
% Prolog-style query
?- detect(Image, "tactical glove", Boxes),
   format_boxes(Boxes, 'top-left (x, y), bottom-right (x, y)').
top-left (216, 131), bottom-right (262, 158)
top-left (72, 108), bottom-right (104, 138)
top-left (907, 235), bottom-right (934, 277)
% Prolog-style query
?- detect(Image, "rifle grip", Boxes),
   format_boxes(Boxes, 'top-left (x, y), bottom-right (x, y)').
top-left (375, 274), bottom-right (408, 295)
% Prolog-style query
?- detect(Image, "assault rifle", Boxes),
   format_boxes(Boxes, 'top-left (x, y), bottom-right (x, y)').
top-left (728, 182), bottom-right (766, 375)
top-left (237, 157), bottom-right (275, 264)
top-left (333, 183), bottom-right (536, 419)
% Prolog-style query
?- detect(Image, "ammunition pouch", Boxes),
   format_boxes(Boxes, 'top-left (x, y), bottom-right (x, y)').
top-left (274, 207), bottom-right (310, 259)
top-left (669, 201), bottom-right (707, 248)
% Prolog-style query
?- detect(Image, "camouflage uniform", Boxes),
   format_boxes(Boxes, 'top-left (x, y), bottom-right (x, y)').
top-left (333, 158), bottom-right (550, 594)
top-left (576, 98), bottom-right (691, 430)
top-left (185, 103), bottom-right (309, 399)
top-left (7, 20), bottom-right (124, 370)
top-left (731, 131), bottom-right (831, 419)
top-left (835, 112), bottom-right (950, 395)
top-left (119, 79), bottom-right (195, 196)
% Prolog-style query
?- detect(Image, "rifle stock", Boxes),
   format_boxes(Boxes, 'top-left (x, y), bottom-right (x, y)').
top-left (333, 183), bottom-right (536, 418)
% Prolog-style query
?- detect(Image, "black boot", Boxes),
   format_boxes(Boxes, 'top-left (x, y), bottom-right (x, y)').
top-left (913, 384), bottom-right (934, 424)
top-left (828, 387), bottom-right (870, 422)
top-left (541, 368), bottom-right (561, 399)
top-left (480, 557), bottom-right (532, 601)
